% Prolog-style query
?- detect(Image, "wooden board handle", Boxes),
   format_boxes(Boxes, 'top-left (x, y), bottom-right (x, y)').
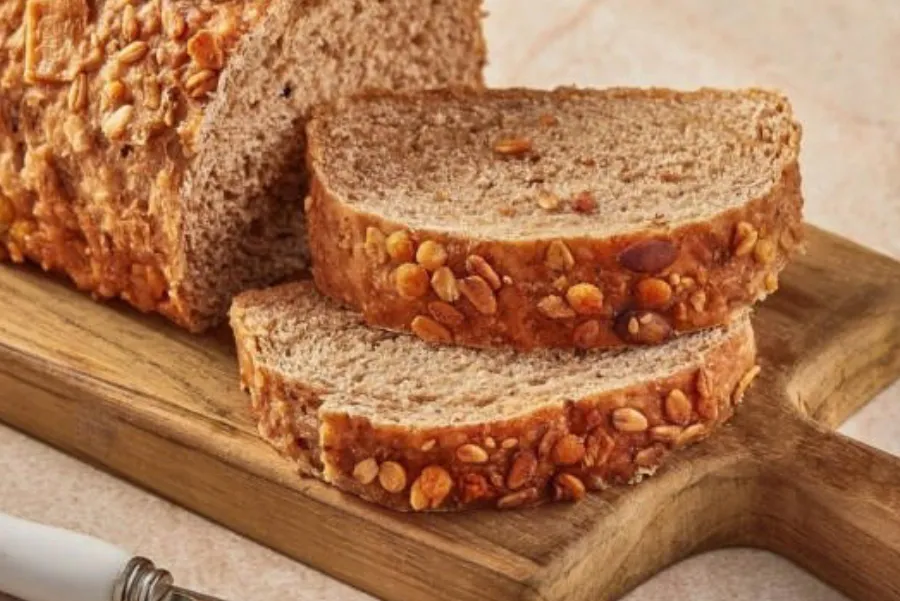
top-left (751, 413), bottom-right (900, 601)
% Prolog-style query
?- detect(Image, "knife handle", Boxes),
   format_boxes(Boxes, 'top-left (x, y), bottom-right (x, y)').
top-left (0, 511), bottom-right (131, 601)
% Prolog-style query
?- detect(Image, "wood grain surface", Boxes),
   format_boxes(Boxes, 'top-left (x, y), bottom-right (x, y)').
top-left (0, 225), bottom-right (898, 601)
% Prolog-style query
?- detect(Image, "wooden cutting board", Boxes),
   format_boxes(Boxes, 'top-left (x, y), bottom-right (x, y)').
top-left (0, 225), bottom-right (898, 601)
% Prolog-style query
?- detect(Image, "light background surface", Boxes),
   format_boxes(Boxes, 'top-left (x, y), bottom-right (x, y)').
top-left (1, 2), bottom-right (898, 600)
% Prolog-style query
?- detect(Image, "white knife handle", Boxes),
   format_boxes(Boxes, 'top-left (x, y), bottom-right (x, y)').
top-left (0, 512), bottom-right (131, 601)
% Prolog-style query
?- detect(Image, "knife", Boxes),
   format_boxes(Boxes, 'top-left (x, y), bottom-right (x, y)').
top-left (0, 512), bottom-right (230, 601)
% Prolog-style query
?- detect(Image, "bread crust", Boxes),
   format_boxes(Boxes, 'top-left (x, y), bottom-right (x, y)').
top-left (0, 1), bottom-right (487, 331)
top-left (306, 87), bottom-right (804, 350)
top-left (231, 290), bottom-right (759, 511)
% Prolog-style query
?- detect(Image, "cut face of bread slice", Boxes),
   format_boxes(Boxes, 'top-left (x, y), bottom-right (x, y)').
top-left (306, 87), bottom-right (803, 350)
top-left (230, 281), bottom-right (759, 512)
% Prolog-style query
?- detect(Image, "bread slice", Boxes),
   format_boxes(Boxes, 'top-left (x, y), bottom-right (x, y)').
top-left (230, 281), bottom-right (759, 511)
top-left (306, 87), bottom-right (803, 350)
top-left (0, 1), bottom-right (485, 331)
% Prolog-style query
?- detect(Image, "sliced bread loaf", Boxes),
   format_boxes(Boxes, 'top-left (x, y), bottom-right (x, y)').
top-left (230, 281), bottom-right (760, 511)
top-left (306, 87), bottom-right (803, 350)
top-left (0, 0), bottom-right (485, 331)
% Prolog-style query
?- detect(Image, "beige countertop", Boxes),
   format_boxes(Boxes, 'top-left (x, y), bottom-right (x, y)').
top-left (1, 1), bottom-right (898, 600)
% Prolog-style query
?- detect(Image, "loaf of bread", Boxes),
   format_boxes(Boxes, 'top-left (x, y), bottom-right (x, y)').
top-left (306, 87), bottom-right (804, 350)
top-left (230, 281), bottom-right (760, 511)
top-left (0, 0), bottom-right (486, 331)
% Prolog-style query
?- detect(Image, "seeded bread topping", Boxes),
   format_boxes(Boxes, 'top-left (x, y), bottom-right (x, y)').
top-left (0, 0), bottom-right (487, 330)
top-left (230, 281), bottom-right (760, 512)
top-left (0, 0), bottom-right (266, 315)
top-left (306, 87), bottom-right (804, 350)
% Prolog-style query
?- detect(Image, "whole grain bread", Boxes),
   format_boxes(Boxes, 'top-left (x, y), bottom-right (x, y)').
top-left (0, 0), bottom-right (486, 331)
top-left (306, 87), bottom-right (804, 350)
top-left (230, 280), bottom-right (760, 511)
